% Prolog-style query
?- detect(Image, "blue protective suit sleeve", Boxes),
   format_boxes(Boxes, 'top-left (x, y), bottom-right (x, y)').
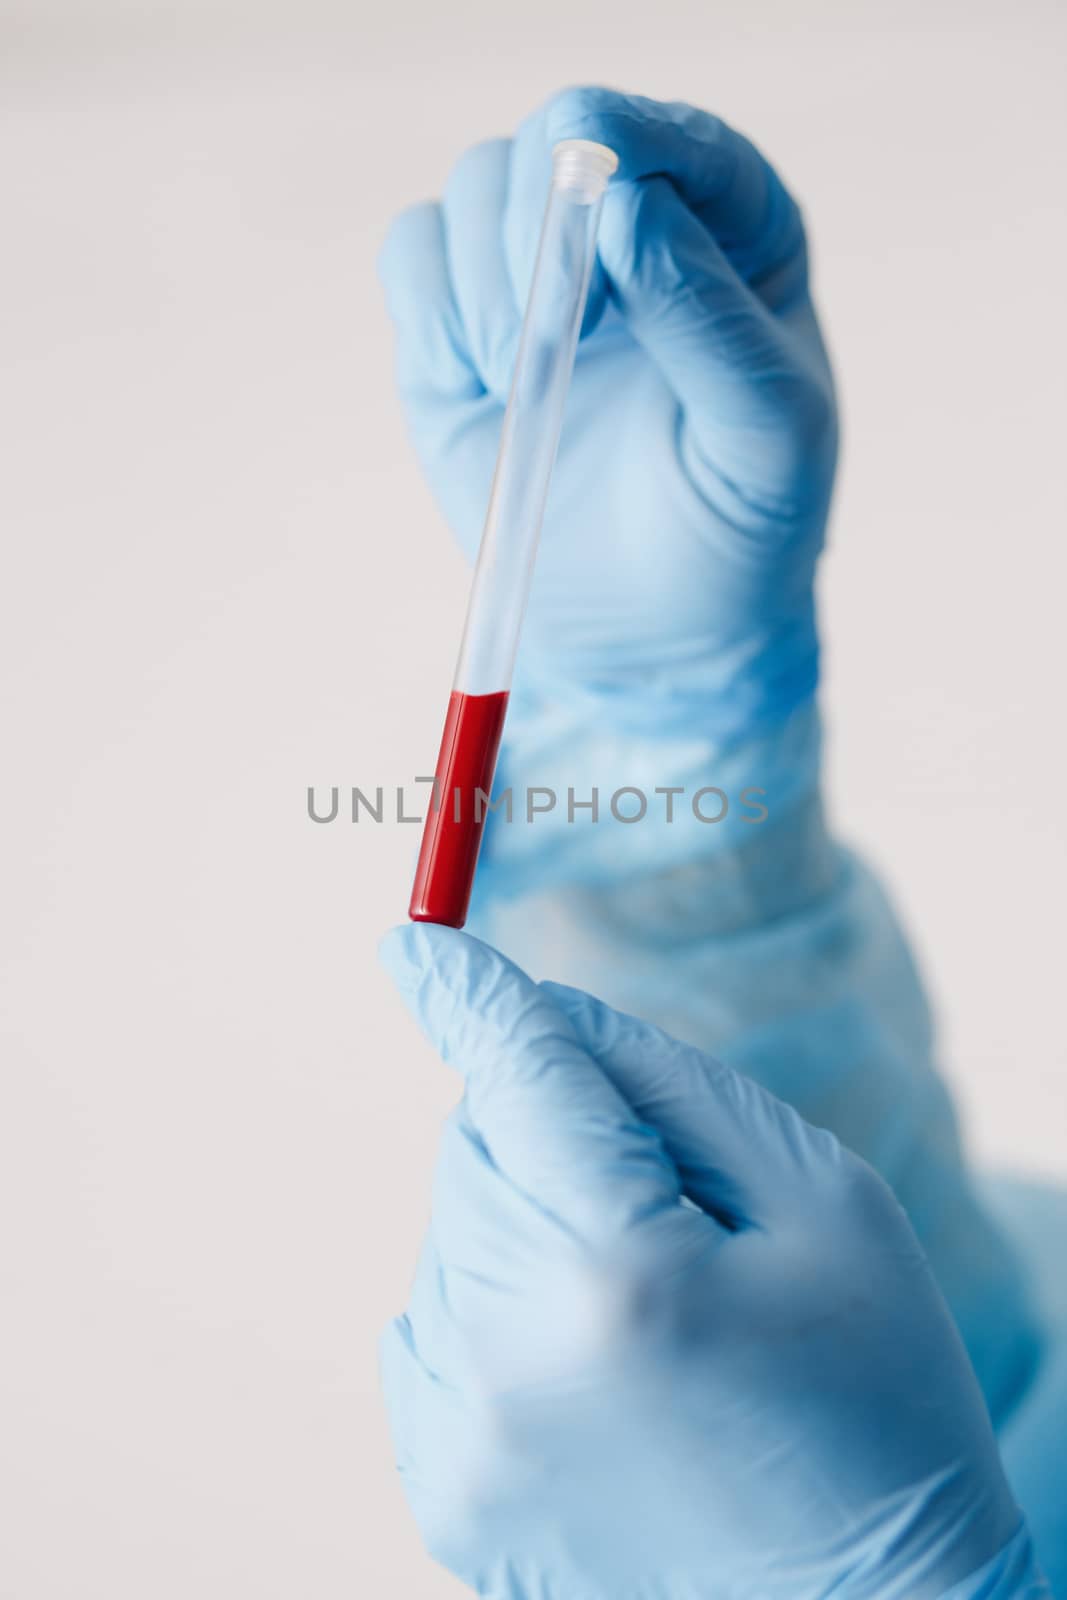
top-left (985, 1180), bottom-right (1067, 1591)
top-left (939, 1526), bottom-right (1050, 1599)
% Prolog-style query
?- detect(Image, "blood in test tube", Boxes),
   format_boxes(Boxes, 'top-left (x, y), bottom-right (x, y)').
top-left (406, 143), bottom-right (616, 928)
top-left (409, 690), bottom-right (510, 929)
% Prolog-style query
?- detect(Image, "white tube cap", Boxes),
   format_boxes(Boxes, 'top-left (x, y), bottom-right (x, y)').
top-left (551, 139), bottom-right (619, 201)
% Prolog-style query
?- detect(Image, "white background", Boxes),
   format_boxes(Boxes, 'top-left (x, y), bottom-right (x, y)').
top-left (2, 1), bottom-right (1064, 1594)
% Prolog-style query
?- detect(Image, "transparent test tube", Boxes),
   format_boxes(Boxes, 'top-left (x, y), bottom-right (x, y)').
top-left (409, 139), bottom-right (618, 928)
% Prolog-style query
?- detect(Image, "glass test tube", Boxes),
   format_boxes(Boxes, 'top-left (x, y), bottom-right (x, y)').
top-left (409, 139), bottom-right (618, 928)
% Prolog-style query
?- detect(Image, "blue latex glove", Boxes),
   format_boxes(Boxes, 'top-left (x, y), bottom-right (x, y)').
top-left (378, 87), bottom-right (835, 738)
top-left (380, 923), bottom-right (1048, 1600)
top-left (379, 85), bottom-right (1045, 1451)
top-left (379, 85), bottom-right (1062, 1585)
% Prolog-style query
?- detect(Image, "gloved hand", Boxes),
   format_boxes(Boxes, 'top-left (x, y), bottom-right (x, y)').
top-left (378, 87), bottom-right (836, 738)
top-left (380, 923), bottom-right (1048, 1600)
top-left (377, 84), bottom-right (1043, 1464)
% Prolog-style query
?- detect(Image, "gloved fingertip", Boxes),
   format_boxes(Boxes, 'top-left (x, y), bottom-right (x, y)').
top-left (542, 84), bottom-right (610, 140)
top-left (542, 85), bottom-right (648, 177)
top-left (381, 923), bottom-right (515, 1064)
top-left (378, 921), bottom-right (447, 995)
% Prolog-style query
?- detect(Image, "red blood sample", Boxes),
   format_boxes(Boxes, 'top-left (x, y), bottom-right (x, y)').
top-left (409, 690), bottom-right (510, 929)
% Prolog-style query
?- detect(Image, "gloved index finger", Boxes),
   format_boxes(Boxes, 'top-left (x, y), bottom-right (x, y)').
top-left (547, 87), bottom-right (794, 250)
top-left (380, 923), bottom-right (680, 1244)
top-left (505, 87), bottom-right (801, 308)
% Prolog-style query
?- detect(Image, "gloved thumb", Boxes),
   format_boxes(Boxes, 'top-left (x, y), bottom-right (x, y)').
top-left (379, 923), bottom-right (679, 1241)
top-left (541, 978), bottom-right (846, 1230)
